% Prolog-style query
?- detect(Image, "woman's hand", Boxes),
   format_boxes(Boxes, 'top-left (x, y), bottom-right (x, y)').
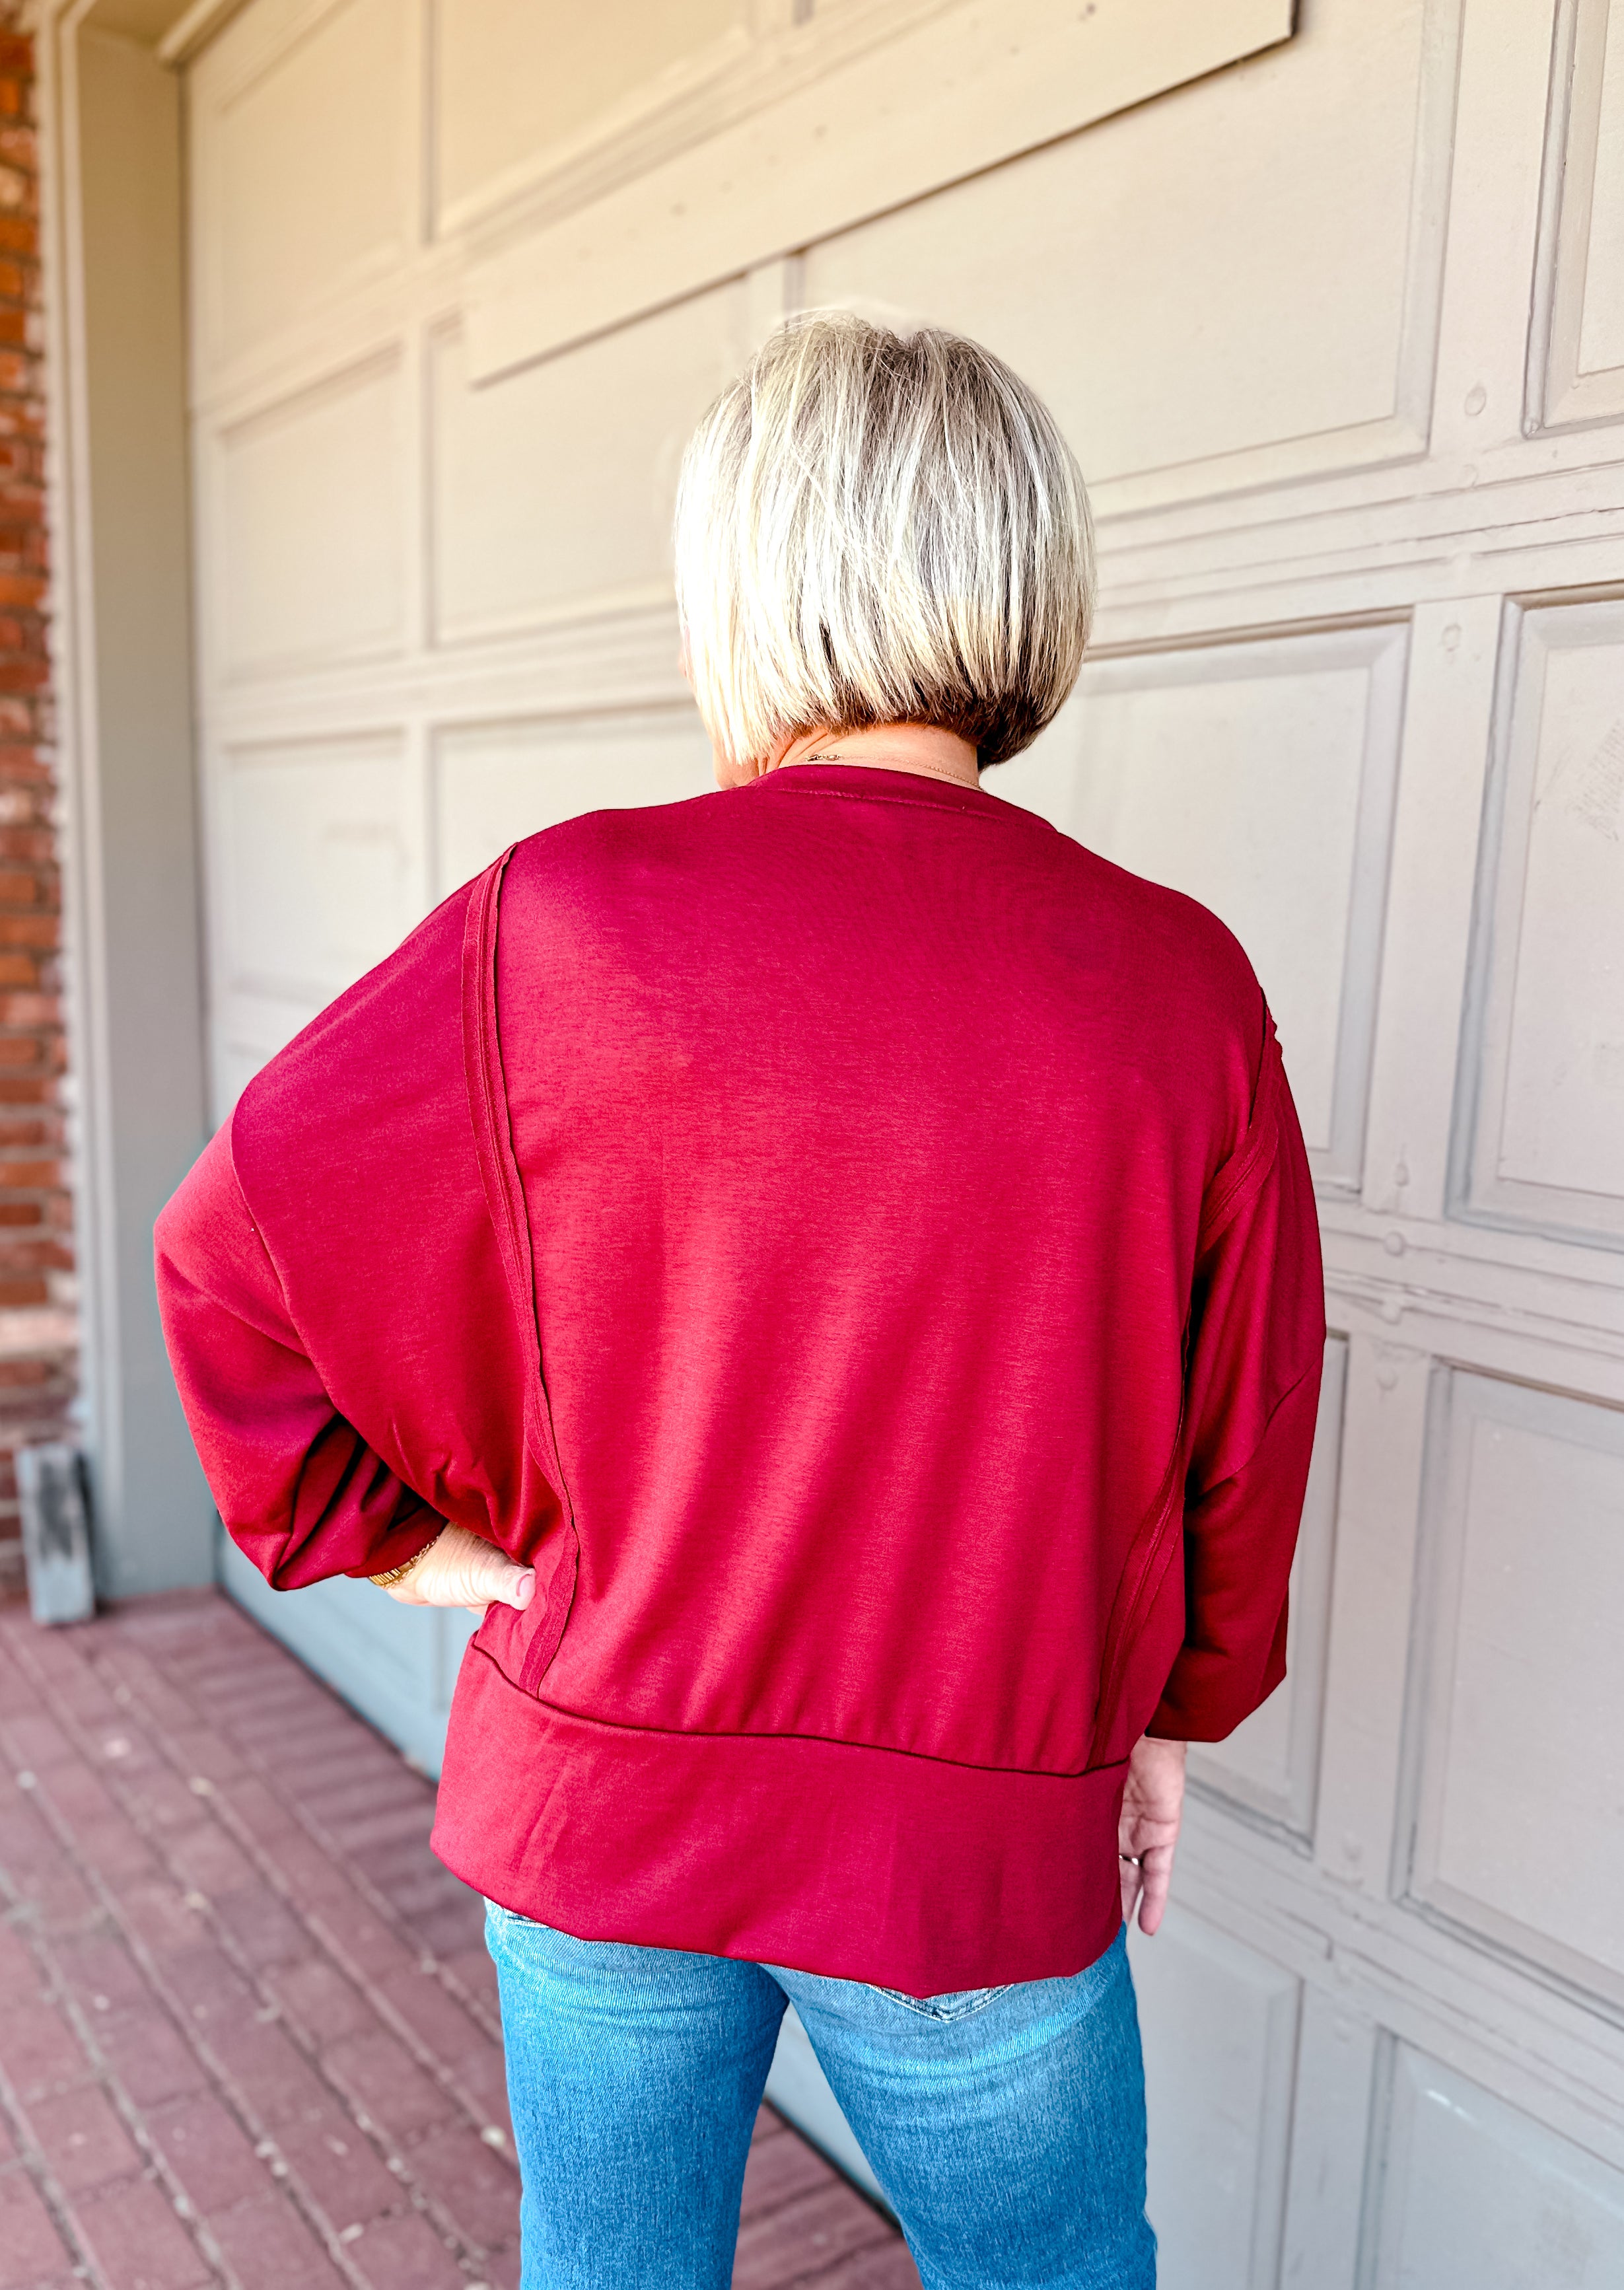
top-left (1119, 1734), bottom-right (1187, 1937)
top-left (382, 1524), bottom-right (536, 1618)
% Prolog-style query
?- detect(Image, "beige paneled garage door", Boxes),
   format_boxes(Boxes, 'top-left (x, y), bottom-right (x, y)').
top-left (186, 3), bottom-right (1624, 2278)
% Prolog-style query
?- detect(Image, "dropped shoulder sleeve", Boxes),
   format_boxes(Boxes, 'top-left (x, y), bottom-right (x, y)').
top-left (1147, 1009), bottom-right (1326, 1742)
top-left (154, 862), bottom-right (564, 1589)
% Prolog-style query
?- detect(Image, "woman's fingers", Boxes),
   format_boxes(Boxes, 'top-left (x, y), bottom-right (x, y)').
top-left (1119, 1856), bottom-right (1143, 1927)
top-left (458, 1556), bottom-right (536, 1618)
top-left (1117, 1842), bottom-right (1174, 1935)
top-left (1135, 1846), bottom-right (1174, 1936)
top-left (1119, 1732), bottom-right (1187, 1937)
top-left (384, 1523), bottom-right (536, 1614)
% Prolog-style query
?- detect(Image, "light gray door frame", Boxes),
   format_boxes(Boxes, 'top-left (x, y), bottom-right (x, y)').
top-left (37, 1), bottom-right (216, 1595)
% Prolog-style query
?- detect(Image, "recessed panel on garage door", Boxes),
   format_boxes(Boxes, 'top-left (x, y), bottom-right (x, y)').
top-left (1366, 2045), bottom-right (1624, 2289)
top-left (997, 622), bottom-right (1406, 1189)
top-left (434, 0), bottom-right (746, 233)
top-left (1129, 1906), bottom-right (1300, 2290)
top-left (218, 729), bottom-right (424, 1015)
top-left (214, 355), bottom-right (406, 678)
top-left (429, 287), bottom-right (742, 643)
top-left (194, 0), bottom-right (411, 363)
top-left (1460, 596), bottom-right (1624, 1243)
top-left (799, 0), bottom-right (1448, 510)
top-left (1404, 1368), bottom-right (1624, 2008)
top-left (1537, 0), bottom-right (1624, 427)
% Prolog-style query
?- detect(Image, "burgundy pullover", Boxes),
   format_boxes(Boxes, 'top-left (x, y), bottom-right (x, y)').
top-left (155, 764), bottom-right (1324, 1991)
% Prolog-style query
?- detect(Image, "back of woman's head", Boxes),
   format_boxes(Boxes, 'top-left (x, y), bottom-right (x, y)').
top-left (674, 311), bottom-right (1094, 773)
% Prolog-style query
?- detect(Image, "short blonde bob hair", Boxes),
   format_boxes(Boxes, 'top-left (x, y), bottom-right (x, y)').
top-left (674, 312), bottom-right (1094, 771)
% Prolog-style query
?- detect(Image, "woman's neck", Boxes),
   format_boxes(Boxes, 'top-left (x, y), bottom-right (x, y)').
top-left (770, 723), bottom-right (980, 790)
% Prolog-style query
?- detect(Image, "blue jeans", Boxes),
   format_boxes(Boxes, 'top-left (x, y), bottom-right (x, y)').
top-left (484, 1904), bottom-right (1154, 2289)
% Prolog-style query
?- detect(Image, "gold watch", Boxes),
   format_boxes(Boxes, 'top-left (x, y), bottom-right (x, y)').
top-left (369, 1538), bottom-right (437, 1589)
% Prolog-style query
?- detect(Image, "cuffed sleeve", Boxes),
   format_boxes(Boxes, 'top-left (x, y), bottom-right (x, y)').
top-left (1147, 1011), bottom-right (1325, 1742)
top-left (155, 1122), bottom-right (443, 1588)
top-left (153, 872), bottom-right (562, 1600)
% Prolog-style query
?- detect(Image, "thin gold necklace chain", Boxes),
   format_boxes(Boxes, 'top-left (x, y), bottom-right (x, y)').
top-left (798, 750), bottom-right (979, 789)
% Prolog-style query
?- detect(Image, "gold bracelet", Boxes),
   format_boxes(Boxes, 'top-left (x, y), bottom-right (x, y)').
top-left (369, 1542), bottom-right (434, 1589)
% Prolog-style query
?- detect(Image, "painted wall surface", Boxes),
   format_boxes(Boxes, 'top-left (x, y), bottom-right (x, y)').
top-left (180, 2), bottom-right (1624, 2279)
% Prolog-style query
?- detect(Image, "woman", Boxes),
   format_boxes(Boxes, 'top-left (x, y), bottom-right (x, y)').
top-left (157, 314), bottom-right (1324, 2289)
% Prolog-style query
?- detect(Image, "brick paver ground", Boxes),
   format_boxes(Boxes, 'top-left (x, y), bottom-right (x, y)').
top-left (0, 1590), bottom-right (920, 2290)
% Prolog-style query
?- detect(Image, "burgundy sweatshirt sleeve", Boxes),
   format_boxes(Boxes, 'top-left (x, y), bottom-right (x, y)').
top-left (153, 864), bottom-right (563, 1595)
top-left (155, 1124), bottom-right (442, 1587)
top-left (1147, 1013), bottom-right (1326, 1742)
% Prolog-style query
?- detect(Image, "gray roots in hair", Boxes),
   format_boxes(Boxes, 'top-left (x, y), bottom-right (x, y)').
top-left (674, 311), bottom-right (1095, 771)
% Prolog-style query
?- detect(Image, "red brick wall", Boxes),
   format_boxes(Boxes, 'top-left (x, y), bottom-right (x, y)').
top-left (0, 16), bottom-right (73, 1594)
